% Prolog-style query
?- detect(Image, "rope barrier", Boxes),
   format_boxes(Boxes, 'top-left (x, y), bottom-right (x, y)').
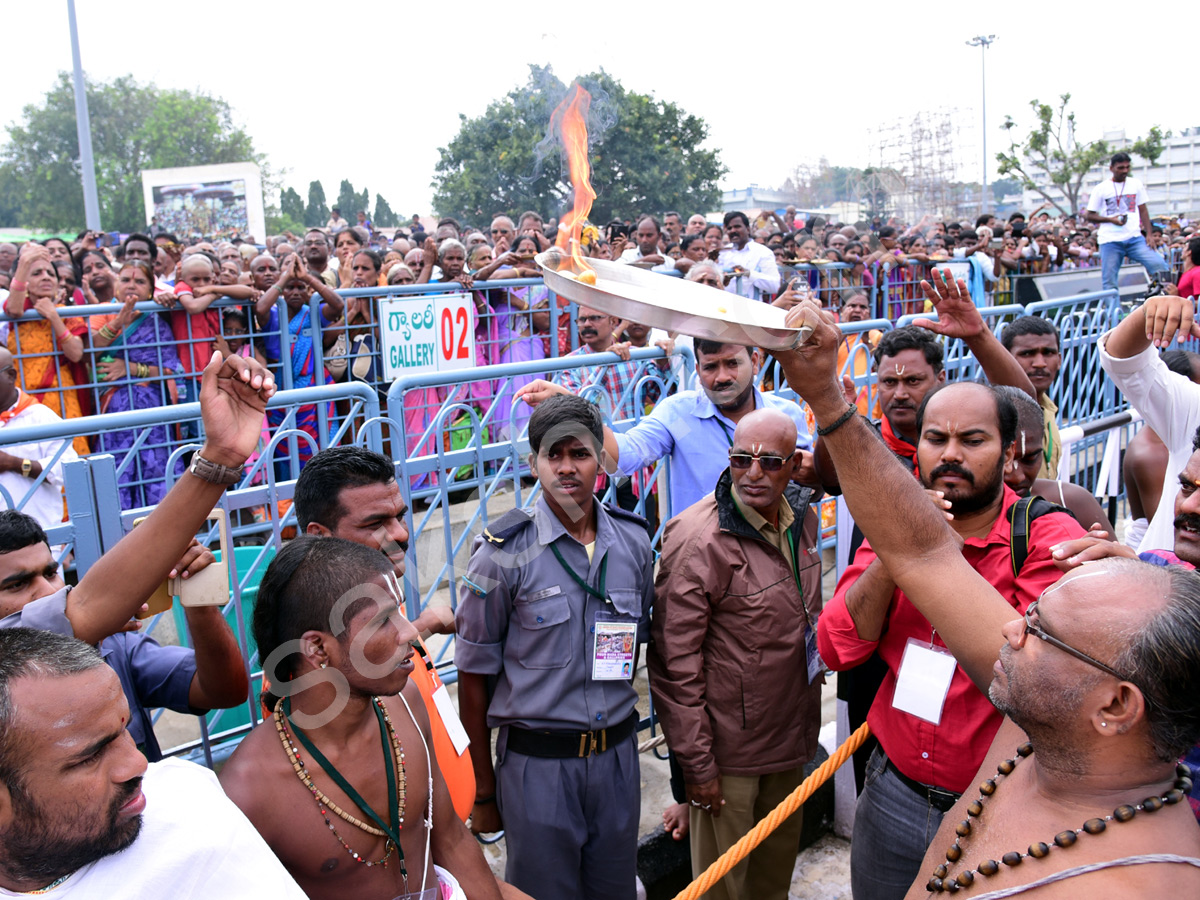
top-left (639, 734), bottom-right (667, 754)
top-left (669, 722), bottom-right (871, 900)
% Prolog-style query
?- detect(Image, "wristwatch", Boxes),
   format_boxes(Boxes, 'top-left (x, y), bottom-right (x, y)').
top-left (20, 458), bottom-right (31, 478)
top-left (188, 453), bottom-right (244, 485)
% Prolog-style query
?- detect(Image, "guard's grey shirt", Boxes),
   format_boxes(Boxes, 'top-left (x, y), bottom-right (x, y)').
top-left (455, 497), bottom-right (654, 732)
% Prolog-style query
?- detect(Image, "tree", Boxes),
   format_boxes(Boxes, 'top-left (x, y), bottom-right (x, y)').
top-left (305, 180), bottom-right (329, 227)
top-left (0, 73), bottom-right (263, 232)
top-left (431, 65), bottom-right (724, 226)
top-left (991, 177), bottom-right (1022, 202)
top-left (374, 193), bottom-right (398, 228)
top-left (336, 179), bottom-right (359, 221)
top-left (280, 186), bottom-right (305, 223)
top-left (1131, 125), bottom-right (1170, 167)
top-left (996, 94), bottom-right (1170, 216)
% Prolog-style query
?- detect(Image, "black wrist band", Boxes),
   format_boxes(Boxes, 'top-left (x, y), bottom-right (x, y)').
top-left (474, 794), bottom-right (496, 805)
top-left (816, 405), bottom-right (858, 436)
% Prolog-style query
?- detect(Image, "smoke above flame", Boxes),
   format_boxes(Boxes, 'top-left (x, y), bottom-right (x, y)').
top-left (549, 83), bottom-right (595, 276)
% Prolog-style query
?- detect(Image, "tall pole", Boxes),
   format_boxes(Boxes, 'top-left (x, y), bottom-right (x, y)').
top-left (67, 0), bottom-right (100, 230)
top-left (966, 35), bottom-right (996, 215)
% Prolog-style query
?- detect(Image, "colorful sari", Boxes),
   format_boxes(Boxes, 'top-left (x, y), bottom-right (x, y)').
top-left (92, 313), bottom-right (182, 510)
top-left (7, 315), bottom-right (90, 456)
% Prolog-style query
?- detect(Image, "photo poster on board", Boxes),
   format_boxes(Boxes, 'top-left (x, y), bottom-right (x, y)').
top-left (141, 162), bottom-right (266, 244)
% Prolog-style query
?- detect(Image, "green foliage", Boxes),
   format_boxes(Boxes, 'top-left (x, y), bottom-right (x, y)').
top-left (280, 186), bottom-right (305, 223)
top-left (1131, 126), bottom-right (1171, 166)
top-left (431, 65), bottom-right (725, 226)
top-left (996, 95), bottom-right (1171, 215)
top-left (266, 209), bottom-right (305, 237)
top-left (0, 72), bottom-right (263, 232)
top-left (335, 179), bottom-right (357, 222)
top-left (996, 95), bottom-right (1108, 215)
top-left (991, 177), bottom-right (1022, 201)
top-left (304, 181), bottom-right (329, 227)
top-left (374, 193), bottom-right (398, 228)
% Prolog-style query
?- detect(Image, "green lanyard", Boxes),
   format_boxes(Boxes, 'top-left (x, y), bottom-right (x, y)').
top-left (284, 697), bottom-right (406, 868)
top-left (715, 417), bottom-right (734, 447)
top-left (550, 541), bottom-right (609, 603)
top-left (1043, 419), bottom-right (1054, 469)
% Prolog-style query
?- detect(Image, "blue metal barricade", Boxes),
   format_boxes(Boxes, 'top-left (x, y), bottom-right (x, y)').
top-left (385, 347), bottom-right (691, 644)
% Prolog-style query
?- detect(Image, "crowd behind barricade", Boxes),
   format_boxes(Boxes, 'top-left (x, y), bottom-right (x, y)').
top-left (3, 150), bottom-right (1200, 900)
top-left (0, 184), bottom-right (1195, 524)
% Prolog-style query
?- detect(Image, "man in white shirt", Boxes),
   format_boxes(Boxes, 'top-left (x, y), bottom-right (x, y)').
top-left (0, 628), bottom-right (306, 898)
top-left (718, 211), bottom-right (780, 300)
top-left (0, 349), bottom-right (78, 533)
top-left (1100, 292), bottom-right (1200, 554)
top-left (618, 215), bottom-right (670, 269)
top-left (325, 207), bottom-right (348, 232)
top-left (1085, 152), bottom-right (1169, 292)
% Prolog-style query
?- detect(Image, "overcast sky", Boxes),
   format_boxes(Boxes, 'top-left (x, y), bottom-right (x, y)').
top-left (0, 4), bottom-right (1184, 219)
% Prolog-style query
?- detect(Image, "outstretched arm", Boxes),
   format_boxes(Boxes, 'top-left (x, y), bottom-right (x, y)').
top-left (911, 267), bottom-right (1037, 399)
top-left (64, 352), bottom-right (275, 644)
top-left (1104, 293), bottom-right (1200, 358)
top-left (770, 299), bottom-right (1017, 690)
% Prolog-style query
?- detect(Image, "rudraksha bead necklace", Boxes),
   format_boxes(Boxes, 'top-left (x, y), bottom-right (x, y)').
top-left (927, 741), bottom-right (1193, 893)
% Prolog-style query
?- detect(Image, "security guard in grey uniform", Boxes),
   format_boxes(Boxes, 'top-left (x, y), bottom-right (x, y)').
top-left (456, 394), bottom-right (654, 900)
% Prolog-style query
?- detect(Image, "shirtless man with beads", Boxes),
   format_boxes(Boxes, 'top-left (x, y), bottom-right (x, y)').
top-left (773, 290), bottom-right (1200, 899)
top-left (219, 537), bottom-right (504, 900)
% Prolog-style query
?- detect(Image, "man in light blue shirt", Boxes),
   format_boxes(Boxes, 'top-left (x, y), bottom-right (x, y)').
top-left (517, 339), bottom-right (813, 518)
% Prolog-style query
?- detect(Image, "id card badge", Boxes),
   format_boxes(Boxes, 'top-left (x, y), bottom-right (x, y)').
top-left (804, 622), bottom-right (823, 684)
top-left (892, 638), bottom-right (957, 725)
top-left (593, 611), bottom-right (637, 681)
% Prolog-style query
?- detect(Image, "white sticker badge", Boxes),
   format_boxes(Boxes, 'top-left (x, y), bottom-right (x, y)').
top-left (891, 638), bottom-right (957, 726)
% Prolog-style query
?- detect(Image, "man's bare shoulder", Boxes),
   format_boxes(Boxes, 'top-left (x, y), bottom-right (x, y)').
top-left (219, 717), bottom-right (293, 829)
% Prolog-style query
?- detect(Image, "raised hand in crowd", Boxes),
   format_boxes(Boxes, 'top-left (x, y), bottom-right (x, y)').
top-left (3, 243), bottom-right (50, 316)
top-left (61, 350), bottom-right (275, 644)
top-left (913, 267), bottom-right (1037, 397)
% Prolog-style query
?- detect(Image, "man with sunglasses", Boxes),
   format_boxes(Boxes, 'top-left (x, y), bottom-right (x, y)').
top-left (772, 294), bottom-right (1200, 900)
top-left (817, 284), bottom-right (1084, 899)
top-left (649, 407), bottom-right (823, 900)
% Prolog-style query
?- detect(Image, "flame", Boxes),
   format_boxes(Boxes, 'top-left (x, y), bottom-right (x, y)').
top-left (551, 84), bottom-right (596, 277)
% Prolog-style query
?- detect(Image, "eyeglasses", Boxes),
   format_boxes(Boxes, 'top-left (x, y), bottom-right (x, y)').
top-left (577, 315), bottom-right (608, 325)
top-left (1022, 600), bottom-right (1133, 683)
top-left (0, 366), bottom-right (14, 377)
top-left (728, 450), bottom-right (795, 472)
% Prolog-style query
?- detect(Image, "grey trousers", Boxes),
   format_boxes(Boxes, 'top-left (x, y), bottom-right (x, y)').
top-left (497, 733), bottom-right (640, 900)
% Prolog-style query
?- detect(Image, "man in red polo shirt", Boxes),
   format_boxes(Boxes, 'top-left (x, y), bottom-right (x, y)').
top-left (817, 380), bottom-right (1084, 900)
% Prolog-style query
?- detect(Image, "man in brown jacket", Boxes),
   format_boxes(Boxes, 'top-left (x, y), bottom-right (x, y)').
top-left (648, 408), bottom-right (824, 900)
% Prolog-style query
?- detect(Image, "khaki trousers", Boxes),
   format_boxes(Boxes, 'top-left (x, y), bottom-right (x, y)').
top-left (688, 764), bottom-right (806, 900)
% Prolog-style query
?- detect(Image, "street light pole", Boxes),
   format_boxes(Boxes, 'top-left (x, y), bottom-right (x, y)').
top-left (966, 34), bottom-right (996, 215)
top-left (67, 0), bottom-right (101, 231)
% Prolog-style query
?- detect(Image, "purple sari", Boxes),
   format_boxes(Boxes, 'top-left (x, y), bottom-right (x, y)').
top-left (95, 313), bottom-right (182, 510)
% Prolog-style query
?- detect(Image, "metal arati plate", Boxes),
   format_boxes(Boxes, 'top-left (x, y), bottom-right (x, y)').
top-left (536, 250), bottom-right (810, 350)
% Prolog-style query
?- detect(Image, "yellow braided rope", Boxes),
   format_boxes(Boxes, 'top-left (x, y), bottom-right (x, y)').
top-left (670, 722), bottom-right (871, 900)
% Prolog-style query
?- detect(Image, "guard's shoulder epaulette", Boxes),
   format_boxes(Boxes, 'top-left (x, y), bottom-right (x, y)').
top-left (602, 502), bottom-right (649, 529)
top-left (481, 507), bottom-right (536, 545)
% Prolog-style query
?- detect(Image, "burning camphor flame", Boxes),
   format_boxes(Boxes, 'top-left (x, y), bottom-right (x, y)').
top-left (551, 83), bottom-right (596, 282)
